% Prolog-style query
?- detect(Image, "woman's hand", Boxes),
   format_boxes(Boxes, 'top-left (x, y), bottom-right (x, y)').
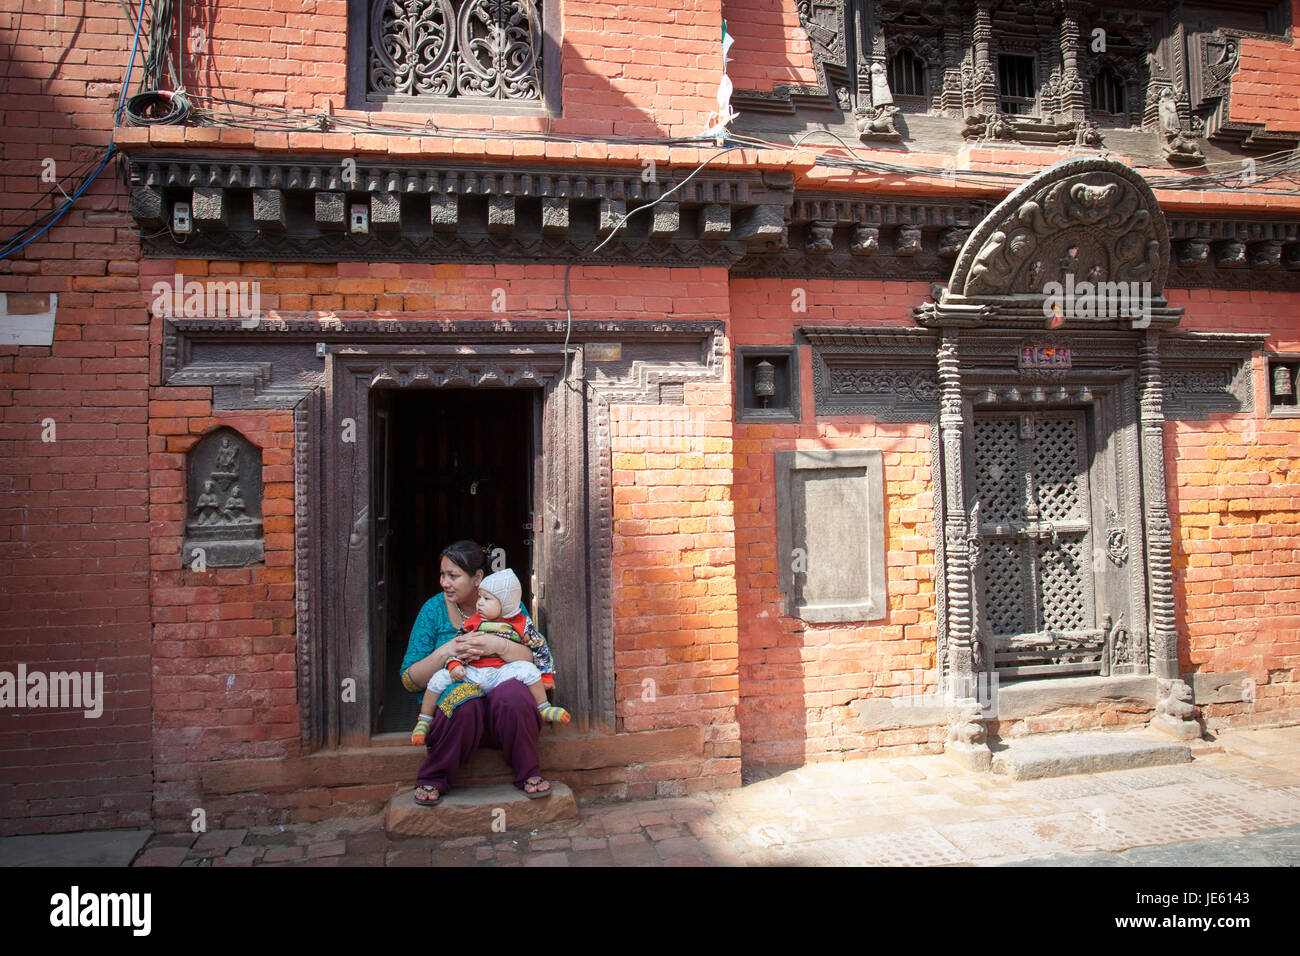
top-left (452, 632), bottom-right (502, 662)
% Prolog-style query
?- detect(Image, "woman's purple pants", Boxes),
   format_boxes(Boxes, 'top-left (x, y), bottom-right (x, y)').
top-left (415, 678), bottom-right (542, 794)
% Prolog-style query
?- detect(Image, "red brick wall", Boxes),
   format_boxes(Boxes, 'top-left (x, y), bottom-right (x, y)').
top-left (1232, 1), bottom-right (1300, 135)
top-left (1165, 290), bottom-right (1300, 730)
top-left (0, 0), bottom-right (152, 835)
top-left (730, 278), bottom-right (945, 767)
top-left (721, 0), bottom-right (820, 92)
top-left (733, 279), bottom-right (1300, 764)
top-left (5, 0), bottom-right (1300, 836)
top-left (138, 261), bottom-right (742, 828)
top-left (179, 0), bottom-right (727, 138)
top-left (610, 376), bottom-right (744, 795)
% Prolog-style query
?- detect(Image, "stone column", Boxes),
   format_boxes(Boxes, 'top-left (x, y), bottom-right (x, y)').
top-left (938, 329), bottom-right (991, 769)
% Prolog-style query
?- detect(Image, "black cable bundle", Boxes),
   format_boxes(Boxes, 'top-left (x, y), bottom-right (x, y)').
top-left (118, 0), bottom-right (189, 125)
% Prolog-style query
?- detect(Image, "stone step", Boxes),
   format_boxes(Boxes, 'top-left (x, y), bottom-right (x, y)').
top-left (989, 732), bottom-right (1193, 781)
top-left (384, 781), bottom-right (579, 839)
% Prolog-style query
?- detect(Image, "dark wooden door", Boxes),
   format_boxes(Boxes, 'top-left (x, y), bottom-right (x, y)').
top-left (969, 409), bottom-right (1105, 678)
top-left (377, 388), bottom-right (536, 733)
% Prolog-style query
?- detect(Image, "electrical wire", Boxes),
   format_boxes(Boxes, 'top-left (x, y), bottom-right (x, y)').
top-left (0, 0), bottom-right (146, 258)
top-left (0, 147), bottom-right (118, 260)
top-left (114, 0), bottom-right (149, 127)
top-left (559, 142), bottom-right (749, 386)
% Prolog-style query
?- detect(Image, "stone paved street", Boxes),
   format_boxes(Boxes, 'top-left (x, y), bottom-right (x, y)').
top-left (124, 726), bottom-right (1300, 867)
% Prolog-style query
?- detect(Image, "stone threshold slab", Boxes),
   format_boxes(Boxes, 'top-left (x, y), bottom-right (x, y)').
top-left (384, 782), bottom-right (578, 839)
top-left (201, 726), bottom-right (701, 795)
top-left (990, 732), bottom-right (1193, 781)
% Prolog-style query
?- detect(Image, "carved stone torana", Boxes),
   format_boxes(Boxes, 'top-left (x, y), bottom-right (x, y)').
top-left (184, 427), bottom-right (264, 567)
top-left (921, 158), bottom-right (1184, 331)
top-left (367, 0), bottom-right (542, 100)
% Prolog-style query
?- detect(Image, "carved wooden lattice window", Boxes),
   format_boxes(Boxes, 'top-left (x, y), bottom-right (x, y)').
top-left (1090, 67), bottom-right (1125, 116)
top-left (888, 48), bottom-right (926, 98)
top-left (997, 54), bottom-right (1036, 115)
top-left (362, 0), bottom-right (543, 102)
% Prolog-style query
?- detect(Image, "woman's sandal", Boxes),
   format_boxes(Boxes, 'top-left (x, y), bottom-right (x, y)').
top-left (522, 776), bottom-right (552, 800)
top-left (413, 785), bottom-right (441, 807)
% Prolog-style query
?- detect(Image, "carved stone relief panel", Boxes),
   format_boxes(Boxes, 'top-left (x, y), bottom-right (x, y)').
top-left (804, 327), bottom-right (941, 420)
top-left (1159, 333), bottom-right (1265, 419)
top-left (184, 427), bottom-right (265, 567)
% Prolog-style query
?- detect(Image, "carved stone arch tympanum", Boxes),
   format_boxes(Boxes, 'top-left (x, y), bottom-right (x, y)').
top-left (941, 157), bottom-right (1173, 313)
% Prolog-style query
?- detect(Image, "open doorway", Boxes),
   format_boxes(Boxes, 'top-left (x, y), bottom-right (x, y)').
top-left (371, 387), bottom-right (538, 734)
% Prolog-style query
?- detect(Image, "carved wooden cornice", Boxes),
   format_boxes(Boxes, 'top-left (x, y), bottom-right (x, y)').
top-left (128, 154), bottom-right (796, 267)
top-left (162, 316), bottom-right (724, 410)
top-left (125, 153), bottom-right (1300, 288)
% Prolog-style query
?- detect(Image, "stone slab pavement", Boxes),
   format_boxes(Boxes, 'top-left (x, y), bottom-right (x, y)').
top-left (9, 725), bottom-right (1299, 868)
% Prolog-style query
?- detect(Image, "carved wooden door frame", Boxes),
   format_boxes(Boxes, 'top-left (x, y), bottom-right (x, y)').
top-left (318, 345), bottom-right (587, 746)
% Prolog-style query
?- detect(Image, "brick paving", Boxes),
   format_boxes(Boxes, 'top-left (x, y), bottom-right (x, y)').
top-left (130, 726), bottom-right (1300, 867)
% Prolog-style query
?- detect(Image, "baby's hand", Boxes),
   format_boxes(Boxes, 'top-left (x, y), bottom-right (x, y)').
top-left (448, 663), bottom-right (466, 681)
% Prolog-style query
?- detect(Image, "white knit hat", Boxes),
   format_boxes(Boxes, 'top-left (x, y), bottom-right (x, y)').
top-left (479, 568), bottom-right (522, 619)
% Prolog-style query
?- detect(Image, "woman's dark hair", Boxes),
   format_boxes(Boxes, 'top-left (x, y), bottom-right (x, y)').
top-left (440, 539), bottom-right (492, 576)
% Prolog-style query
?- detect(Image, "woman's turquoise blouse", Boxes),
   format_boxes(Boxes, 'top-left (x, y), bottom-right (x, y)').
top-left (399, 593), bottom-right (534, 688)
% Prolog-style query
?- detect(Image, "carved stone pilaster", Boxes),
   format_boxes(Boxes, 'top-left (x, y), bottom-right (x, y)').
top-left (1138, 332), bottom-right (1178, 679)
top-left (940, 26), bottom-right (963, 116)
top-left (938, 331), bottom-right (976, 680)
top-left (1059, 6), bottom-right (1087, 123)
top-left (971, 4), bottom-right (998, 116)
top-left (940, 323), bottom-right (991, 769)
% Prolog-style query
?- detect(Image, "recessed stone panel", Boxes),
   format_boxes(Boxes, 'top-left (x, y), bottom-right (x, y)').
top-left (775, 449), bottom-right (886, 623)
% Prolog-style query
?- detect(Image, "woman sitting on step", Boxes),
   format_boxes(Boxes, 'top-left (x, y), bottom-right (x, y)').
top-left (400, 540), bottom-right (554, 806)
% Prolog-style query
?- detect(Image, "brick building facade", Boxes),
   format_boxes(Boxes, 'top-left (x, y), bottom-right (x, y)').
top-left (2, 0), bottom-right (1298, 836)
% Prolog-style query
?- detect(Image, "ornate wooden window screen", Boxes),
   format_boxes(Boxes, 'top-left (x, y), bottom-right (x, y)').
top-left (997, 54), bottom-right (1036, 115)
top-left (367, 0), bottom-right (543, 100)
top-left (1090, 67), bottom-right (1126, 116)
top-left (887, 48), bottom-right (926, 98)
